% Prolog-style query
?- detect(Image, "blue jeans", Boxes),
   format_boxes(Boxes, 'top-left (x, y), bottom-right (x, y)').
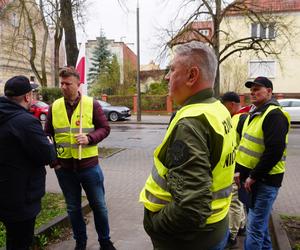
top-left (244, 182), bottom-right (279, 250)
top-left (55, 165), bottom-right (110, 244)
top-left (209, 229), bottom-right (229, 250)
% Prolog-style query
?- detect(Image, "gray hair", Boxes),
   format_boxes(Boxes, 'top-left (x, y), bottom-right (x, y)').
top-left (174, 41), bottom-right (218, 86)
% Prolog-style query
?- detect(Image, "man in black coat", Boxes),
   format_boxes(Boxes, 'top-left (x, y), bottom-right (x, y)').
top-left (0, 76), bottom-right (56, 249)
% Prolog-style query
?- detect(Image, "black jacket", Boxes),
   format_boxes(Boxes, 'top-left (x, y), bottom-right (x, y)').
top-left (0, 97), bottom-right (56, 222)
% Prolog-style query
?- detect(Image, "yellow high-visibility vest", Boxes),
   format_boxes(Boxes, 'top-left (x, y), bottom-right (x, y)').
top-left (232, 113), bottom-right (247, 145)
top-left (139, 101), bottom-right (235, 224)
top-left (52, 96), bottom-right (98, 159)
top-left (236, 105), bottom-right (290, 175)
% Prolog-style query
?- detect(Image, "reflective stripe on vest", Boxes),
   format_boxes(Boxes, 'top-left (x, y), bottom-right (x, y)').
top-left (139, 101), bottom-right (235, 224)
top-left (236, 105), bottom-right (290, 175)
top-left (52, 96), bottom-right (98, 159)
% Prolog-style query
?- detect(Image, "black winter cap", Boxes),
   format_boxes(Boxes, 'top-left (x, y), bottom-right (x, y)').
top-left (245, 76), bottom-right (273, 90)
top-left (4, 75), bottom-right (38, 96)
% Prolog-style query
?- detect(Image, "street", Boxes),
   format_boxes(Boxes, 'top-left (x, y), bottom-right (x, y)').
top-left (99, 124), bottom-right (168, 150)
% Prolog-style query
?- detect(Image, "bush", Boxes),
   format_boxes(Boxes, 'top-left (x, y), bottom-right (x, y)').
top-left (94, 94), bottom-right (175, 112)
top-left (105, 95), bottom-right (134, 109)
top-left (146, 81), bottom-right (168, 95)
top-left (142, 95), bottom-right (167, 110)
top-left (40, 87), bottom-right (62, 104)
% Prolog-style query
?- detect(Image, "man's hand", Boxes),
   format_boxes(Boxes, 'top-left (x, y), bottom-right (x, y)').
top-left (244, 177), bottom-right (256, 192)
top-left (234, 172), bottom-right (241, 188)
top-left (74, 133), bottom-right (89, 145)
top-left (54, 164), bottom-right (62, 170)
top-left (47, 136), bottom-right (53, 144)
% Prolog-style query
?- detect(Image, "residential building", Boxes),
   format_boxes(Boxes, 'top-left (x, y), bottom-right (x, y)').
top-left (141, 60), bottom-right (160, 71)
top-left (168, 0), bottom-right (300, 95)
top-left (220, 0), bottom-right (300, 94)
top-left (140, 61), bottom-right (164, 93)
top-left (0, 0), bottom-right (59, 94)
top-left (86, 38), bottom-right (137, 86)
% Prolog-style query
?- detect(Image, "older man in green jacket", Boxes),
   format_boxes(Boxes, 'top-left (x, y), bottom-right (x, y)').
top-left (139, 41), bottom-right (235, 250)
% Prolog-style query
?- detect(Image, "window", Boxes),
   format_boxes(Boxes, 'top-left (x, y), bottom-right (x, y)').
top-left (199, 29), bottom-right (209, 36)
top-left (251, 23), bottom-right (275, 40)
top-left (279, 101), bottom-right (291, 107)
top-left (249, 60), bottom-right (275, 78)
top-left (11, 12), bottom-right (18, 27)
top-left (291, 101), bottom-right (300, 107)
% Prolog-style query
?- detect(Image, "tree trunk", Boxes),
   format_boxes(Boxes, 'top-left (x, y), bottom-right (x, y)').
top-left (39, 0), bottom-right (48, 87)
top-left (54, 26), bottom-right (63, 87)
top-left (60, 0), bottom-right (78, 67)
top-left (214, 67), bottom-right (220, 97)
top-left (213, 0), bottom-right (221, 97)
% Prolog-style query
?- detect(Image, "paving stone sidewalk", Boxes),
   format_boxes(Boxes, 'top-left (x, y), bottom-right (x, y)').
top-left (47, 148), bottom-right (153, 250)
top-left (47, 115), bottom-right (300, 249)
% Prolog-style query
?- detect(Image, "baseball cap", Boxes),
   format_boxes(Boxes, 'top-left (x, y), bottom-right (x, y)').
top-left (221, 91), bottom-right (240, 103)
top-left (245, 76), bottom-right (273, 90)
top-left (4, 75), bottom-right (38, 96)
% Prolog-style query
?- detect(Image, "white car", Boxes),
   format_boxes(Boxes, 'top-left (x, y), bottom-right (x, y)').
top-left (278, 98), bottom-right (300, 123)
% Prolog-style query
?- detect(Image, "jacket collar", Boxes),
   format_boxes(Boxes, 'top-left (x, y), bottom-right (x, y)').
top-left (182, 88), bottom-right (215, 107)
top-left (250, 96), bottom-right (279, 118)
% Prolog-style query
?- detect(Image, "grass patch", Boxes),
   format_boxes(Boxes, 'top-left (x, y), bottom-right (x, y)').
top-left (0, 193), bottom-right (67, 248)
top-left (98, 147), bottom-right (125, 158)
top-left (280, 214), bottom-right (300, 250)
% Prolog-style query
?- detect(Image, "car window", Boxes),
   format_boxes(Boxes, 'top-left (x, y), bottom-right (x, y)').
top-left (98, 100), bottom-right (111, 107)
top-left (279, 101), bottom-right (291, 107)
top-left (34, 101), bottom-right (48, 108)
top-left (291, 101), bottom-right (300, 107)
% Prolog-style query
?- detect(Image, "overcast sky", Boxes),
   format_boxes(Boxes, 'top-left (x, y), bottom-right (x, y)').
top-left (78, 0), bottom-right (196, 68)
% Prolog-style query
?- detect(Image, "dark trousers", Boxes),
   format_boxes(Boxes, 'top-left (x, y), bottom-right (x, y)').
top-left (2, 217), bottom-right (36, 250)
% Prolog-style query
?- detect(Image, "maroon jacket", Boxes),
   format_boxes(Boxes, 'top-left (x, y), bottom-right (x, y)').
top-left (45, 95), bottom-right (110, 169)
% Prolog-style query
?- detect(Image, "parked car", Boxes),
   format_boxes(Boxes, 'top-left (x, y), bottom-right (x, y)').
top-left (30, 100), bottom-right (49, 121)
top-left (278, 98), bottom-right (300, 123)
top-left (98, 100), bottom-right (131, 122)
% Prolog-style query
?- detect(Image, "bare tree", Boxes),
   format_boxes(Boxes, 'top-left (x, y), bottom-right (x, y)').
top-left (0, 0), bottom-right (86, 86)
top-left (222, 59), bottom-right (248, 94)
top-left (42, 0), bottom-right (63, 86)
top-left (0, 0), bottom-right (50, 86)
top-left (165, 0), bottom-right (295, 96)
top-left (60, 0), bottom-right (78, 67)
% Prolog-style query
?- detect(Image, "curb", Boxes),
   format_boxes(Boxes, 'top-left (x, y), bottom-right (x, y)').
top-left (35, 199), bottom-right (91, 237)
top-left (111, 121), bottom-right (168, 125)
top-left (270, 212), bottom-right (292, 250)
top-left (0, 200), bottom-right (91, 250)
top-left (111, 121), bottom-right (300, 127)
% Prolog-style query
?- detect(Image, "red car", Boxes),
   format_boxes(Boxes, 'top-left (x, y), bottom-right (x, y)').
top-left (30, 100), bottom-right (49, 121)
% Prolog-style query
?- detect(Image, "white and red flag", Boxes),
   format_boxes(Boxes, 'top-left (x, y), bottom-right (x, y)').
top-left (76, 42), bottom-right (86, 84)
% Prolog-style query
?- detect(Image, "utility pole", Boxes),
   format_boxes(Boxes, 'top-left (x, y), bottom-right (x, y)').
top-left (136, 0), bottom-right (141, 121)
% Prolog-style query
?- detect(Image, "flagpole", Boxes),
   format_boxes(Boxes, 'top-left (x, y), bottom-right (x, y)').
top-left (78, 86), bottom-right (83, 160)
top-left (76, 42), bottom-right (86, 160)
top-left (136, 0), bottom-right (141, 121)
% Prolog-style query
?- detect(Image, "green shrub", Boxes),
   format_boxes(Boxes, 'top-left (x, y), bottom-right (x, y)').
top-left (40, 87), bottom-right (62, 104)
top-left (141, 95), bottom-right (167, 110)
top-left (105, 95), bottom-right (134, 109)
top-left (146, 81), bottom-right (168, 95)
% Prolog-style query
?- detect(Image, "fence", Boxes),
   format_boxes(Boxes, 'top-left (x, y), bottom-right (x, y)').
top-left (101, 94), bottom-right (173, 114)
top-left (101, 93), bottom-right (292, 114)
